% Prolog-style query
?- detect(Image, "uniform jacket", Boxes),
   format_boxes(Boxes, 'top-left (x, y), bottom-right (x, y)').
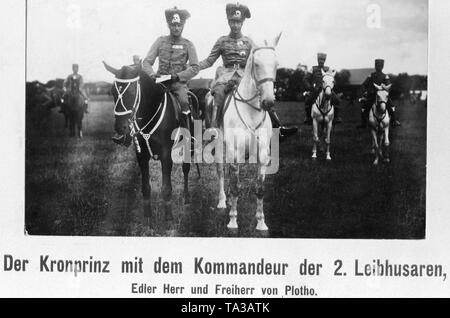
top-left (199, 33), bottom-right (254, 86)
top-left (143, 35), bottom-right (199, 83)
top-left (64, 73), bottom-right (84, 92)
top-left (304, 65), bottom-right (330, 92)
top-left (362, 71), bottom-right (391, 97)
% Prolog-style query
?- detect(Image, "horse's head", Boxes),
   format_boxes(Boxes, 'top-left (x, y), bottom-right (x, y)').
top-left (321, 69), bottom-right (336, 99)
top-left (374, 83), bottom-right (391, 112)
top-left (250, 33), bottom-right (282, 111)
top-left (103, 61), bottom-right (141, 136)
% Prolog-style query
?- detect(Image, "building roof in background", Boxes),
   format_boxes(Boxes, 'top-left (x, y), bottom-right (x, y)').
top-left (348, 68), bottom-right (373, 85)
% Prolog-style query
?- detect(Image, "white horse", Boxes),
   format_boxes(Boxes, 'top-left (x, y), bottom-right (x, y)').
top-left (311, 69), bottom-right (336, 161)
top-left (215, 34), bottom-right (282, 232)
top-left (368, 83), bottom-right (392, 165)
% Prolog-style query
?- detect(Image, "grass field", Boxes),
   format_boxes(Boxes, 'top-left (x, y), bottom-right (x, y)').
top-left (25, 95), bottom-right (426, 238)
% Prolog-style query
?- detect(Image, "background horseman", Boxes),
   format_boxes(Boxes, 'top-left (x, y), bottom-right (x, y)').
top-left (304, 53), bottom-right (342, 125)
top-left (62, 63), bottom-right (89, 114)
top-left (358, 59), bottom-right (401, 128)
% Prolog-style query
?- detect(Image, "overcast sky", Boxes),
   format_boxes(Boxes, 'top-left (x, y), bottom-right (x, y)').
top-left (26, 0), bottom-right (428, 82)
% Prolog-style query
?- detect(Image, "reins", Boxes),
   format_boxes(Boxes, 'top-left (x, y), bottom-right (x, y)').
top-left (372, 94), bottom-right (388, 126)
top-left (231, 47), bottom-right (275, 137)
top-left (112, 76), bottom-right (168, 157)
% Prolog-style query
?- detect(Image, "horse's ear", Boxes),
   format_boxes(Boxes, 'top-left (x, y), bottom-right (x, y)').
top-left (383, 84), bottom-right (392, 91)
top-left (321, 68), bottom-right (326, 76)
top-left (103, 61), bottom-right (120, 77)
top-left (332, 69), bottom-right (337, 77)
top-left (274, 32), bottom-right (282, 47)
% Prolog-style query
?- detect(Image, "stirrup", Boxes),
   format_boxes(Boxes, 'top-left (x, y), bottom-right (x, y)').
top-left (112, 134), bottom-right (132, 147)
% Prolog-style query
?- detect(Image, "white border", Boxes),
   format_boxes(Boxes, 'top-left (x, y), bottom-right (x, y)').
top-left (0, 0), bottom-right (448, 298)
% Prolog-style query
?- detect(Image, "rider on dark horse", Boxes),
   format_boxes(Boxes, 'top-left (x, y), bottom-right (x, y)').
top-left (358, 59), bottom-right (401, 128)
top-left (198, 2), bottom-right (298, 139)
top-left (142, 7), bottom-right (199, 138)
top-left (62, 63), bottom-right (89, 114)
top-left (303, 53), bottom-right (342, 125)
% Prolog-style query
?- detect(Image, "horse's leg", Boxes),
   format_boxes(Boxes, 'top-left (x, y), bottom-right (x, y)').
top-left (378, 129), bottom-right (384, 162)
top-left (161, 149), bottom-right (173, 221)
top-left (383, 125), bottom-right (390, 163)
top-left (78, 114), bottom-right (83, 138)
top-left (69, 115), bottom-right (75, 137)
top-left (312, 118), bottom-right (319, 159)
top-left (255, 164), bottom-right (268, 232)
top-left (217, 161), bottom-right (227, 209)
top-left (182, 162), bottom-right (191, 204)
top-left (65, 114), bottom-right (69, 129)
top-left (227, 163), bottom-right (239, 229)
top-left (137, 153), bottom-right (152, 222)
top-left (371, 128), bottom-right (379, 165)
top-left (325, 119), bottom-right (333, 161)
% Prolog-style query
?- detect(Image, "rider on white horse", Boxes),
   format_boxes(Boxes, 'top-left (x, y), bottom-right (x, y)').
top-left (198, 2), bottom-right (298, 139)
top-left (304, 53), bottom-right (342, 125)
top-left (358, 59), bottom-right (401, 129)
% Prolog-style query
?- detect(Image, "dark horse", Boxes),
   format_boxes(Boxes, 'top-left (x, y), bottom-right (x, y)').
top-left (103, 61), bottom-right (191, 223)
top-left (65, 86), bottom-right (85, 138)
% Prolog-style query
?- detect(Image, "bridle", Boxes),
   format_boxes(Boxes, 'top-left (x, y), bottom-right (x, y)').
top-left (372, 92), bottom-right (388, 124)
top-left (314, 74), bottom-right (334, 119)
top-left (113, 76), bottom-right (141, 116)
top-left (232, 47), bottom-right (277, 137)
top-left (234, 46), bottom-right (276, 111)
top-left (112, 76), bottom-right (167, 157)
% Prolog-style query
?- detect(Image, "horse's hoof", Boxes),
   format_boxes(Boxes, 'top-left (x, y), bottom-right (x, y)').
top-left (217, 200), bottom-right (227, 209)
top-left (165, 229), bottom-right (178, 237)
top-left (227, 219), bottom-right (238, 229)
top-left (312, 153), bottom-right (317, 159)
top-left (373, 160), bottom-right (379, 166)
top-left (326, 154), bottom-right (332, 161)
top-left (144, 217), bottom-right (152, 228)
top-left (164, 204), bottom-right (173, 221)
top-left (384, 158), bottom-right (390, 163)
top-left (256, 221), bottom-right (269, 232)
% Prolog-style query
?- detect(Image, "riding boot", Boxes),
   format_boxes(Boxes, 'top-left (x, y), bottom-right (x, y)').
top-left (332, 93), bottom-right (342, 124)
top-left (357, 109), bottom-right (367, 129)
top-left (112, 133), bottom-right (132, 147)
top-left (389, 109), bottom-right (401, 128)
top-left (304, 104), bottom-right (312, 125)
top-left (59, 94), bottom-right (68, 113)
top-left (333, 107), bottom-right (342, 124)
top-left (83, 101), bottom-right (89, 114)
top-left (180, 112), bottom-right (195, 149)
top-left (269, 109), bottom-right (298, 138)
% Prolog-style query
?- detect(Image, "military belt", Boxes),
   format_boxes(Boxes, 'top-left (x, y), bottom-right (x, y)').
top-left (225, 64), bottom-right (244, 70)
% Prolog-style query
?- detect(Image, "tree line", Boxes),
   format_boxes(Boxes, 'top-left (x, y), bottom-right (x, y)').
top-left (275, 67), bottom-right (428, 102)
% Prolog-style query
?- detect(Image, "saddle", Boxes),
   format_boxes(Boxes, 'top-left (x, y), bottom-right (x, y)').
top-left (167, 92), bottom-right (182, 124)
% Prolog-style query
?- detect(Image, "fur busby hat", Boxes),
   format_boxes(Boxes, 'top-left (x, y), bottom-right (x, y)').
top-left (165, 7), bottom-right (190, 25)
top-left (317, 53), bottom-right (327, 61)
top-left (375, 59), bottom-right (385, 68)
top-left (226, 3), bottom-right (251, 21)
